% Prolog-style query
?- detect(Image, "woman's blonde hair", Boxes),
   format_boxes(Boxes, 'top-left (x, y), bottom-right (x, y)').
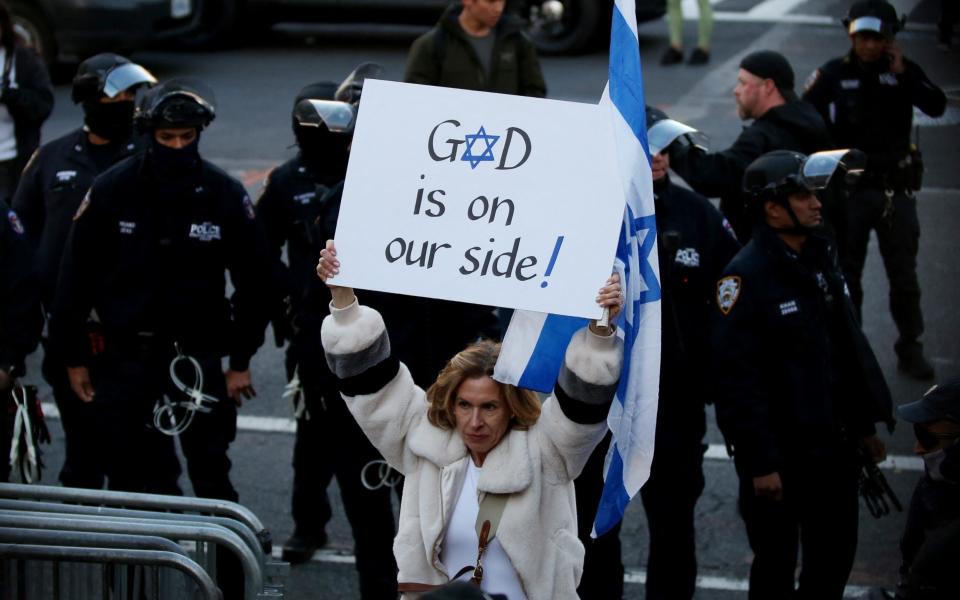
top-left (426, 339), bottom-right (541, 430)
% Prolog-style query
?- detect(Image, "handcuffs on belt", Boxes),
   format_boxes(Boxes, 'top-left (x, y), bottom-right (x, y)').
top-left (153, 343), bottom-right (219, 436)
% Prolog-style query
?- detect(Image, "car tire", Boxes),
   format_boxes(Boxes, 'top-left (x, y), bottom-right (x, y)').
top-left (177, 0), bottom-right (243, 48)
top-left (8, 2), bottom-right (56, 66)
top-left (525, 0), bottom-right (603, 55)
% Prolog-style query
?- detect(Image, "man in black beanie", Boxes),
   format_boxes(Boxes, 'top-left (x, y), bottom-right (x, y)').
top-left (12, 53), bottom-right (155, 489)
top-left (670, 50), bottom-right (831, 241)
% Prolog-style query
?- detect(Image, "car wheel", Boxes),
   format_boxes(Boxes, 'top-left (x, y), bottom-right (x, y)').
top-left (9, 2), bottom-right (56, 65)
top-left (524, 0), bottom-right (602, 55)
top-left (177, 0), bottom-right (242, 48)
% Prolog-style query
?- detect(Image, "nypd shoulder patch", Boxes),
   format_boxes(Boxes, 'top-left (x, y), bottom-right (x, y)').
top-left (717, 276), bottom-right (742, 315)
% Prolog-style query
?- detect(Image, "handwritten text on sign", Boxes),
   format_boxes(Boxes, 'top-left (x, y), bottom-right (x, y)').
top-left (334, 80), bottom-right (624, 319)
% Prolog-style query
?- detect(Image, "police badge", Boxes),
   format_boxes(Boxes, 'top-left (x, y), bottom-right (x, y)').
top-left (717, 276), bottom-right (741, 315)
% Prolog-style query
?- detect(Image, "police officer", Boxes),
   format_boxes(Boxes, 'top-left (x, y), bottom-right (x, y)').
top-left (575, 109), bottom-right (740, 600)
top-left (670, 50), bottom-right (831, 242)
top-left (1, 198), bottom-right (42, 481)
top-left (712, 149), bottom-right (894, 599)
top-left (51, 79), bottom-right (270, 500)
top-left (12, 53), bottom-right (155, 489)
top-left (256, 83), bottom-right (398, 597)
top-left (803, 0), bottom-right (947, 380)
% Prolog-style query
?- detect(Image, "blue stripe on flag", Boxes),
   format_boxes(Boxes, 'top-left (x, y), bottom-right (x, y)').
top-left (609, 5), bottom-right (650, 158)
top-left (516, 314), bottom-right (586, 393)
top-left (594, 443), bottom-right (630, 535)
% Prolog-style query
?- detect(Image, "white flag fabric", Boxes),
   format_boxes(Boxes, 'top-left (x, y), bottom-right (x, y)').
top-left (493, 0), bottom-right (661, 537)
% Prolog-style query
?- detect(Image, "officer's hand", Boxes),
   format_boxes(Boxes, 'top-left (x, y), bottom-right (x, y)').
top-left (226, 369), bottom-right (256, 406)
top-left (886, 40), bottom-right (905, 74)
top-left (753, 472), bottom-right (783, 501)
top-left (67, 367), bottom-right (95, 403)
top-left (0, 369), bottom-right (11, 392)
top-left (860, 434), bottom-right (887, 464)
top-left (317, 240), bottom-right (356, 309)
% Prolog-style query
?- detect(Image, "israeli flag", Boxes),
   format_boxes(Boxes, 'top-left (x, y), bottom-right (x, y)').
top-left (494, 0), bottom-right (661, 537)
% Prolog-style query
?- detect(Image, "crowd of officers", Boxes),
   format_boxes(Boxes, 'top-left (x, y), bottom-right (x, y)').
top-left (0, 0), bottom-right (955, 598)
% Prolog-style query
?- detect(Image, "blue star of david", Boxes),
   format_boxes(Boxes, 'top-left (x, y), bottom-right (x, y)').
top-left (461, 126), bottom-right (500, 169)
top-left (630, 213), bottom-right (661, 305)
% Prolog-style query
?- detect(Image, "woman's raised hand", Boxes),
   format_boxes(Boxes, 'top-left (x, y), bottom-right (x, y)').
top-left (591, 272), bottom-right (623, 335)
top-left (317, 240), bottom-right (356, 309)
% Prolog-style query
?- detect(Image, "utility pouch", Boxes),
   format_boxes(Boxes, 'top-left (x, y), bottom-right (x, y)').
top-left (898, 145), bottom-right (924, 192)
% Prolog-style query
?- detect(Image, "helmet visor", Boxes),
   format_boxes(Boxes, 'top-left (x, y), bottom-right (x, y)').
top-left (293, 99), bottom-right (356, 133)
top-left (335, 62), bottom-right (385, 104)
top-left (647, 119), bottom-right (702, 155)
top-left (103, 63), bottom-right (157, 98)
top-left (800, 149), bottom-right (867, 190)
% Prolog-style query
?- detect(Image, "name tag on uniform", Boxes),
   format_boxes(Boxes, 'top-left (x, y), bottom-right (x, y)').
top-left (779, 300), bottom-right (799, 316)
top-left (189, 222), bottom-right (221, 242)
top-left (293, 192), bottom-right (316, 205)
top-left (675, 248), bottom-right (700, 267)
top-left (55, 170), bottom-right (78, 183)
top-left (840, 79), bottom-right (860, 90)
top-left (879, 73), bottom-right (898, 86)
top-left (119, 221), bottom-right (136, 235)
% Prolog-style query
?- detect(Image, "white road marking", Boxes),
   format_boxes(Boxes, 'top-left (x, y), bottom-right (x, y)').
top-left (673, 0), bottom-right (931, 29)
top-left (271, 547), bottom-right (872, 596)
top-left (39, 403), bottom-right (925, 471)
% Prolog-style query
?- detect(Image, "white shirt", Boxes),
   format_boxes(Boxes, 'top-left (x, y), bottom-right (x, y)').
top-left (0, 47), bottom-right (17, 161)
top-left (440, 459), bottom-right (527, 600)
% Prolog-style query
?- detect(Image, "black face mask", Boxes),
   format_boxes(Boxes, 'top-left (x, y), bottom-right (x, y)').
top-left (83, 101), bottom-right (135, 142)
top-left (295, 126), bottom-right (351, 177)
top-left (148, 134), bottom-right (201, 182)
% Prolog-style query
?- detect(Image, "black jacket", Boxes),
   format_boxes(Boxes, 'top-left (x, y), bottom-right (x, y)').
top-left (404, 3), bottom-right (546, 98)
top-left (711, 224), bottom-right (894, 478)
top-left (803, 51), bottom-right (946, 176)
top-left (0, 199), bottom-right (41, 374)
top-left (1, 45), bottom-right (54, 173)
top-left (51, 149), bottom-right (270, 371)
top-left (655, 177), bottom-right (740, 406)
top-left (670, 101), bottom-right (831, 241)
top-left (13, 128), bottom-right (142, 309)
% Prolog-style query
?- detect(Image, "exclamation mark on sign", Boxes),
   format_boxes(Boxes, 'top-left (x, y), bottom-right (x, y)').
top-left (540, 235), bottom-right (565, 288)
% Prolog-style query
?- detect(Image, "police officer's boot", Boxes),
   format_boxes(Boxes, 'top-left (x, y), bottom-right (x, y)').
top-left (897, 344), bottom-right (935, 381)
top-left (281, 529), bottom-right (327, 564)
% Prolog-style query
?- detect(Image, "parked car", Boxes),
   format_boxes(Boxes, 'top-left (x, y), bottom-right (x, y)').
top-left (187, 0), bottom-right (666, 55)
top-left (9, 0), bottom-right (201, 65)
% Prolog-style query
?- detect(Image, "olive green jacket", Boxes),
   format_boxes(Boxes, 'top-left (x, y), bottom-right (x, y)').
top-left (404, 4), bottom-right (547, 98)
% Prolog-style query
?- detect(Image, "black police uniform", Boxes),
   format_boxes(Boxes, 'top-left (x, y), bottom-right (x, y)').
top-left (256, 156), bottom-right (399, 598)
top-left (1, 199), bottom-right (42, 480)
top-left (712, 224), bottom-right (894, 599)
top-left (12, 129), bottom-right (141, 488)
top-left (669, 100), bottom-right (831, 242)
top-left (575, 176), bottom-right (740, 600)
top-left (803, 51), bottom-right (945, 369)
top-left (51, 145), bottom-right (270, 499)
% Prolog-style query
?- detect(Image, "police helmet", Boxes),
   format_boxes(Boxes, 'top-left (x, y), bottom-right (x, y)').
top-left (134, 78), bottom-right (216, 131)
top-left (71, 53), bottom-right (157, 105)
top-left (335, 62), bottom-right (384, 105)
top-left (645, 106), bottom-right (706, 155)
top-left (843, 0), bottom-right (904, 37)
top-left (743, 149), bottom-right (866, 203)
top-left (292, 99), bottom-right (356, 135)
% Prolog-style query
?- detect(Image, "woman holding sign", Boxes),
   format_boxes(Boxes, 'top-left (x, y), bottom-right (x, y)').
top-left (317, 240), bottom-right (623, 599)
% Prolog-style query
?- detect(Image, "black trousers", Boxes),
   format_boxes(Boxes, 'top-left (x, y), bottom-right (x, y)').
top-left (837, 187), bottom-right (924, 356)
top-left (737, 453), bottom-right (860, 600)
top-left (575, 432), bottom-right (624, 600)
top-left (42, 342), bottom-right (106, 489)
top-left (289, 346), bottom-right (398, 599)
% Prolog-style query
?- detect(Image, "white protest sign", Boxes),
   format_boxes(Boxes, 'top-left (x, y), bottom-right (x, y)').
top-left (334, 79), bottom-right (624, 319)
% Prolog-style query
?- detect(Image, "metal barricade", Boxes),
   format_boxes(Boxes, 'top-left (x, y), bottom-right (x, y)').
top-left (0, 483), bottom-right (288, 599)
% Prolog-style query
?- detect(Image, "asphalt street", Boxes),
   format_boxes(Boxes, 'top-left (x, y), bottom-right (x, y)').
top-left (19, 0), bottom-right (960, 598)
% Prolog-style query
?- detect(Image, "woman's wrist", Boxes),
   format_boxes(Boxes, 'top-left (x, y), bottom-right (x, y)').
top-left (588, 321), bottom-right (615, 337)
top-left (331, 287), bottom-right (356, 309)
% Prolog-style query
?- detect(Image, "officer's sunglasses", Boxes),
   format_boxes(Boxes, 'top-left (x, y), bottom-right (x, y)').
top-left (914, 421), bottom-right (960, 451)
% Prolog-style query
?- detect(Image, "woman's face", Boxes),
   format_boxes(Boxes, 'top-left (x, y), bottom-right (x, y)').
top-left (455, 376), bottom-right (512, 466)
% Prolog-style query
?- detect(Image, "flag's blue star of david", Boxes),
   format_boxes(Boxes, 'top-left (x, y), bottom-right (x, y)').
top-left (461, 126), bottom-right (500, 169)
top-left (631, 214), bottom-right (661, 304)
